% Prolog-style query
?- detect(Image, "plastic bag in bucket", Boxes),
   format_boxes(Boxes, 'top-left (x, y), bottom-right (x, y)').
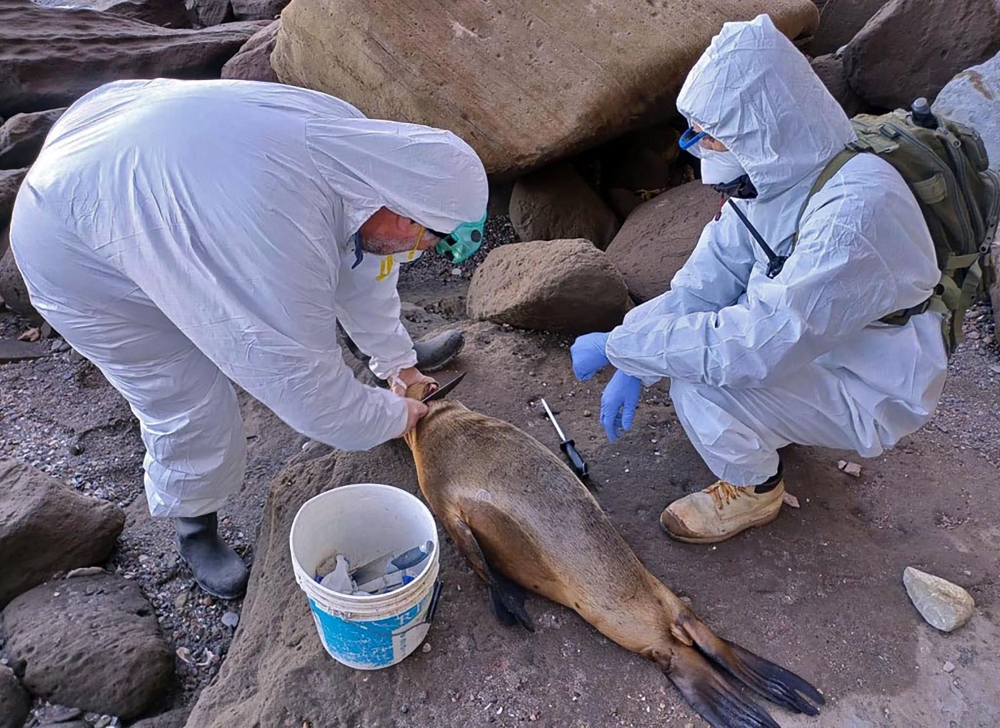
top-left (289, 483), bottom-right (442, 669)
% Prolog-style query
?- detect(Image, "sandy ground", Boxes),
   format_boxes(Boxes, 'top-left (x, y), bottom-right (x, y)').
top-left (1, 238), bottom-right (999, 726)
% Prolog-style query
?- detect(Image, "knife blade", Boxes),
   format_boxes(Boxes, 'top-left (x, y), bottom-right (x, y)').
top-left (421, 371), bottom-right (467, 403)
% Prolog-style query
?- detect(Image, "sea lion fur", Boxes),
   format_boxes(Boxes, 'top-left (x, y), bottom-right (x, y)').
top-left (403, 384), bottom-right (824, 728)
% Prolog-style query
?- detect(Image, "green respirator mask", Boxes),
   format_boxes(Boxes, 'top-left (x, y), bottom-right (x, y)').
top-left (431, 212), bottom-right (486, 264)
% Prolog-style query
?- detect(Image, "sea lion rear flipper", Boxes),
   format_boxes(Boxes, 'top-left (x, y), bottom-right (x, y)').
top-left (659, 644), bottom-right (781, 728)
top-left (678, 614), bottom-right (825, 716)
top-left (448, 516), bottom-right (535, 632)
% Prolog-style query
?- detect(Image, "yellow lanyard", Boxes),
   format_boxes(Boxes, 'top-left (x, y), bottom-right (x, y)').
top-left (376, 226), bottom-right (425, 281)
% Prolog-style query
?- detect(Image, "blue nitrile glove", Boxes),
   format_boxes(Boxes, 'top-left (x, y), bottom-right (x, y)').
top-left (570, 332), bottom-right (611, 381)
top-left (600, 370), bottom-right (642, 442)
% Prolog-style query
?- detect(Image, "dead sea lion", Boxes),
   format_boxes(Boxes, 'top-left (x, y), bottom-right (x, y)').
top-left (403, 383), bottom-right (824, 728)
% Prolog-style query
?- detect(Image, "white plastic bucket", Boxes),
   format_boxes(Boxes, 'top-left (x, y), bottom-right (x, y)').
top-left (289, 483), bottom-right (441, 670)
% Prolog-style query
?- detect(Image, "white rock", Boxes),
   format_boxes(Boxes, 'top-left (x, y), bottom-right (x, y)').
top-left (934, 51), bottom-right (1000, 170)
top-left (903, 567), bottom-right (975, 632)
top-left (943, 661), bottom-right (955, 673)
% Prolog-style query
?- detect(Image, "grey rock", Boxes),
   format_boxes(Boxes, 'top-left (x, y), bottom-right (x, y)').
top-left (903, 566), bottom-right (976, 632)
top-left (221, 19), bottom-right (279, 82)
top-left (127, 708), bottom-right (190, 728)
top-left (934, 51), bottom-right (1000, 171)
top-left (0, 459), bottom-right (125, 608)
top-left (0, 0), bottom-right (267, 118)
top-left (810, 53), bottom-right (863, 117)
top-left (509, 164), bottom-right (619, 251)
top-left (0, 242), bottom-right (41, 321)
top-left (221, 610), bottom-right (240, 628)
top-left (0, 338), bottom-right (49, 363)
top-left (843, 0), bottom-right (1000, 109)
top-left (1, 574), bottom-right (174, 719)
top-left (467, 239), bottom-right (631, 335)
top-left (809, 0), bottom-right (888, 56)
top-left (0, 664), bottom-right (31, 728)
top-left (1, 168), bottom-right (28, 240)
top-left (604, 181), bottom-right (718, 302)
top-left (0, 108), bottom-right (66, 170)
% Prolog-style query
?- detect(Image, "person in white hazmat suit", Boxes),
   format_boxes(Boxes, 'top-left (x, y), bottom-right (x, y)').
top-left (9, 78), bottom-right (489, 598)
top-left (571, 14), bottom-right (947, 544)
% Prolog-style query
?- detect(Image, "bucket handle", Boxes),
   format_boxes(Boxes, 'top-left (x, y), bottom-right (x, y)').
top-left (346, 580), bottom-right (444, 638)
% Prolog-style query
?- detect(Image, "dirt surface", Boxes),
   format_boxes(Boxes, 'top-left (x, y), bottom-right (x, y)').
top-left (1, 233), bottom-right (999, 726)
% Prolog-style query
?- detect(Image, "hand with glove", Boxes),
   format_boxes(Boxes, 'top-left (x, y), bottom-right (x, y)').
top-left (570, 332), bottom-right (611, 381)
top-left (600, 369), bottom-right (642, 442)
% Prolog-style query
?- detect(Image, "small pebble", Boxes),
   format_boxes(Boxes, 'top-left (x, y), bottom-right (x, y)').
top-left (943, 661), bottom-right (955, 673)
top-left (583, 410), bottom-right (592, 417)
top-left (422, 643), bottom-right (432, 653)
top-left (400, 705), bottom-right (409, 714)
top-left (451, 268), bottom-right (463, 276)
top-left (222, 611), bottom-right (240, 629)
top-left (202, 596), bottom-right (215, 607)
top-left (174, 591), bottom-right (189, 609)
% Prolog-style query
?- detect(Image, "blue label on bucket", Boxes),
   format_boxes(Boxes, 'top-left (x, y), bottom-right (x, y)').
top-left (308, 598), bottom-right (426, 669)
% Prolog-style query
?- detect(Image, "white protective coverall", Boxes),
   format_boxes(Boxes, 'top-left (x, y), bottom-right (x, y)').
top-left (605, 14), bottom-right (948, 486)
top-left (10, 78), bottom-right (488, 517)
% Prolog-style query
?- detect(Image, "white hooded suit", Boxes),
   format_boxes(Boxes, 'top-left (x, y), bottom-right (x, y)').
top-left (605, 15), bottom-right (947, 485)
top-left (10, 79), bottom-right (488, 517)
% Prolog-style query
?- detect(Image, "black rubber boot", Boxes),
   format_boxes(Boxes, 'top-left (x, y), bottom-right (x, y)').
top-left (174, 513), bottom-right (249, 600)
top-left (412, 329), bottom-right (465, 372)
top-left (341, 328), bottom-right (465, 375)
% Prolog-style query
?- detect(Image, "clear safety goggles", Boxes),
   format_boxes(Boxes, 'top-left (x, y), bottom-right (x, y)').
top-left (428, 212), bottom-right (487, 264)
top-left (679, 126), bottom-right (718, 159)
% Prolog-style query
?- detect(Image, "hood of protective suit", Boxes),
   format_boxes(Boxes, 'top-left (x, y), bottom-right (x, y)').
top-left (305, 114), bottom-right (489, 240)
top-left (677, 14), bottom-right (856, 200)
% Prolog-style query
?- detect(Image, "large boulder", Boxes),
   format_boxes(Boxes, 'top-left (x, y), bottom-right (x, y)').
top-left (0, 168), bottom-right (28, 236)
top-left (0, 109), bottom-right (65, 170)
top-left (186, 0), bottom-right (286, 26)
top-left (271, 0), bottom-right (820, 177)
top-left (809, 0), bottom-right (887, 55)
top-left (0, 0), bottom-right (267, 118)
top-left (0, 664), bottom-right (30, 728)
top-left (221, 19), bottom-right (279, 82)
top-left (0, 246), bottom-right (39, 320)
top-left (508, 164), bottom-right (620, 251)
top-left (467, 239), bottom-right (631, 334)
top-left (101, 0), bottom-right (191, 29)
top-left (1, 573), bottom-right (174, 719)
top-left (843, 0), bottom-right (1000, 110)
top-left (810, 53), bottom-right (863, 117)
top-left (0, 459), bottom-right (125, 608)
top-left (604, 181), bottom-right (719, 302)
top-left (934, 52), bottom-right (1000, 171)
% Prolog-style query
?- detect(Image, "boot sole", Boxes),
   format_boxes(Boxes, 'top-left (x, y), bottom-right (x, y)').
top-left (660, 505), bottom-right (782, 545)
top-left (418, 338), bottom-right (465, 373)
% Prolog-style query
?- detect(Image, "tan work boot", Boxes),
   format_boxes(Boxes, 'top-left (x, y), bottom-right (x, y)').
top-left (660, 479), bottom-right (784, 544)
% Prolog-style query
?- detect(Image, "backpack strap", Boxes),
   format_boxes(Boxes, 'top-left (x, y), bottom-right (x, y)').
top-left (790, 149), bottom-right (859, 252)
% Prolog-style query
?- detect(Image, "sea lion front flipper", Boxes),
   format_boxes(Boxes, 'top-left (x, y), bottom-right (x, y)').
top-left (448, 516), bottom-right (535, 632)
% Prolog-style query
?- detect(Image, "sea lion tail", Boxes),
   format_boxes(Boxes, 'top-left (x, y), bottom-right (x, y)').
top-left (674, 612), bottom-right (825, 718)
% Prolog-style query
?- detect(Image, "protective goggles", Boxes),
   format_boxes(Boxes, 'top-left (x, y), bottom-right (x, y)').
top-left (678, 127), bottom-right (717, 159)
top-left (429, 212), bottom-right (487, 264)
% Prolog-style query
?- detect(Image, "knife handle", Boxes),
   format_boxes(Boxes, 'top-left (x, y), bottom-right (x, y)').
top-left (560, 440), bottom-right (588, 478)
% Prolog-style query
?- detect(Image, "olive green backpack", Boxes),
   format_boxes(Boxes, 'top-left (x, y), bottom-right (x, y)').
top-left (798, 100), bottom-right (1000, 355)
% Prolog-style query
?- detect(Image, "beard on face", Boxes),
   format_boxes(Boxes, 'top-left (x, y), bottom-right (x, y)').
top-left (357, 231), bottom-right (403, 256)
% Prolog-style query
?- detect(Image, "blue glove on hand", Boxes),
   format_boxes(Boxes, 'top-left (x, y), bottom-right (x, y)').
top-left (570, 332), bottom-right (611, 381)
top-left (600, 370), bottom-right (642, 442)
